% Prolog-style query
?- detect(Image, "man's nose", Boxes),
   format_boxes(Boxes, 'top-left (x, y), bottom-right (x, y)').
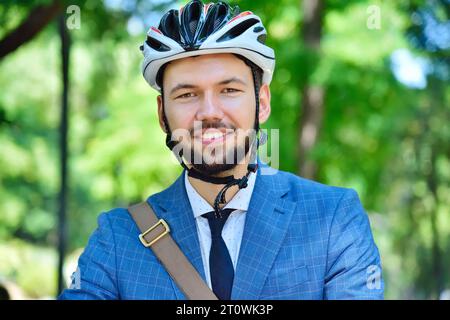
top-left (195, 91), bottom-right (224, 122)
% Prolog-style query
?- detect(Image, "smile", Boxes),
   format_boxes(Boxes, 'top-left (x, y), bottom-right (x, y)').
top-left (195, 130), bottom-right (234, 146)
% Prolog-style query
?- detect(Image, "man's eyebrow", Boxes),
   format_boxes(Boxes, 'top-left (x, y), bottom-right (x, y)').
top-left (169, 84), bottom-right (197, 95)
top-left (218, 77), bottom-right (247, 86)
top-left (169, 77), bottom-right (247, 95)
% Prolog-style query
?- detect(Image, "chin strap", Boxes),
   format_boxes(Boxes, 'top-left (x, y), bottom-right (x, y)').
top-left (187, 168), bottom-right (237, 185)
top-left (211, 163), bottom-right (258, 218)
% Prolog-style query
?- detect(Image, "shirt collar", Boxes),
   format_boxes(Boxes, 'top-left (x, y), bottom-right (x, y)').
top-left (184, 169), bottom-right (257, 219)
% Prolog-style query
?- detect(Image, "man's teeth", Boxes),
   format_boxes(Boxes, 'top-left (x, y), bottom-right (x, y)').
top-left (202, 132), bottom-right (225, 140)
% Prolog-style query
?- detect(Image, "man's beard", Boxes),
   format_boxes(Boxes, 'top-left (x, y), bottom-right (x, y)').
top-left (189, 133), bottom-right (252, 175)
top-left (169, 121), bottom-right (257, 176)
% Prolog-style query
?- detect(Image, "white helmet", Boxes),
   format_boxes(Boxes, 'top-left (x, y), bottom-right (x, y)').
top-left (140, 0), bottom-right (275, 92)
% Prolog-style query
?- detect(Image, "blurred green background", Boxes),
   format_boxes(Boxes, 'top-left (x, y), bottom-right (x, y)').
top-left (0, 0), bottom-right (449, 299)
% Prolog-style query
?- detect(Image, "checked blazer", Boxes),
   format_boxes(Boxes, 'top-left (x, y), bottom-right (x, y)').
top-left (59, 163), bottom-right (384, 300)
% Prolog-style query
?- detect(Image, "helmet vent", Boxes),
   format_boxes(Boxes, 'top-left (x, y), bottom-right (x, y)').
top-left (146, 36), bottom-right (171, 52)
top-left (197, 2), bottom-right (230, 42)
top-left (159, 10), bottom-right (181, 43)
top-left (181, 0), bottom-right (203, 44)
top-left (212, 3), bottom-right (230, 30)
top-left (216, 18), bottom-right (259, 43)
top-left (253, 26), bottom-right (264, 33)
top-left (257, 34), bottom-right (267, 44)
top-left (189, 20), bottom-right (199, 36)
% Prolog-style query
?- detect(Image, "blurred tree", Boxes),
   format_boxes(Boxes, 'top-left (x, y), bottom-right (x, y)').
top-left (0, 0), bottom-right (63, 60)
top-left (0, 0), bottom-right (177, 297)
top-left (390, 0), bottom-right (450, 299)
top-left (298, 0), bottom-right (324, 179)
top-left (0, 0), bottom-right (448, 299)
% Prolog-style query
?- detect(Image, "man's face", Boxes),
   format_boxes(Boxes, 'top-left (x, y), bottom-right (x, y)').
top-left (157, 53), bottom-right (271, 175)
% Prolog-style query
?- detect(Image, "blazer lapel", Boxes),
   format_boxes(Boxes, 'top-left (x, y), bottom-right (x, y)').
top-left (146, 164), bottom-right (296, 300)
top-left (232, 166), bottom-right (296, 299)
top-left (147, 172), bottom-right (206, 299)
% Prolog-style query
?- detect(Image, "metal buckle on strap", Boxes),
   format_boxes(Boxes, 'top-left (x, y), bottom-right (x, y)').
top-left (139, 219), bottom-right (170, 247)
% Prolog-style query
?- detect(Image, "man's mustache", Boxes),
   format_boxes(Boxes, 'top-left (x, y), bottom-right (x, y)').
top-left (189, 121), bottom-right (236, 136)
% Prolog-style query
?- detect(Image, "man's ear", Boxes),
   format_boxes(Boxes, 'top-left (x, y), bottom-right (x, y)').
top-left (157, 95), bottom-right (168, 133)
top-left (258, 84), bottom-right (271, 124)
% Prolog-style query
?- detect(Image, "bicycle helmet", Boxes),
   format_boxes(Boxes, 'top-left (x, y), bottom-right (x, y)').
top-left (140, 0), bottom-right (275, 92)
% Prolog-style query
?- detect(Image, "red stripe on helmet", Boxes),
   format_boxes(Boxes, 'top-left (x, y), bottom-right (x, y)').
top-left (150, 26), bottom-right (162, 34)
top-left (228, 11), bottom-right (253, 24)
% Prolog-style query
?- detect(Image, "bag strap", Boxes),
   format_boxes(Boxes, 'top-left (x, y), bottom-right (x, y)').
top-left (128, 201), bottom-right (218, 300)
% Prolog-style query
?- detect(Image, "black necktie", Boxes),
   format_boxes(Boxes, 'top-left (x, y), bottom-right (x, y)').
top-left (202, 208), bottom-right (235, 300)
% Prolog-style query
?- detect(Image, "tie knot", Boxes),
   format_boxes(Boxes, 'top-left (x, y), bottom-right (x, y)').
top-left (202, 209), bottom-right (235, 237)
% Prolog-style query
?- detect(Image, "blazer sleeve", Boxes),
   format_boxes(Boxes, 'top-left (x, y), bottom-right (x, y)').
top-left (58, 212), bottom-right (119, 300)
top-left (324, 189), bottom-right (384, 300)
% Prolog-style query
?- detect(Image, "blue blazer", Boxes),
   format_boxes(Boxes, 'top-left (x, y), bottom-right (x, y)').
top-left (59, 164), bottom-right (384, 300)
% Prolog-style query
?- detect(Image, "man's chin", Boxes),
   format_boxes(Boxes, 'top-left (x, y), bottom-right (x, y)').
top-left (185, 139), bottom-right (253, 176)
top-left (191, 162), bottom-right (237, 176)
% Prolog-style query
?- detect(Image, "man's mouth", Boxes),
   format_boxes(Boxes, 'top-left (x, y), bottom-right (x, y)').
top-left (195, 129), bottom-right (234, 146)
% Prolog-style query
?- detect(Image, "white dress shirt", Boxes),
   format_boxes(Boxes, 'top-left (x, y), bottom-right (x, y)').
top-left (184, 170), bottom-right (257, 289)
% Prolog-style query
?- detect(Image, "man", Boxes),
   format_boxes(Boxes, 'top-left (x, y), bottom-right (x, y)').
top-left (59, 0), bottom-right (383, 300)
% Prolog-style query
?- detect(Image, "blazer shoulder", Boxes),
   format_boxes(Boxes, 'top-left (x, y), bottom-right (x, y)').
top-left (267, 169), bottom-right (361, 220)
top-left (99, 206), bottom-right (139, 237)
top-left (273, 169), bottom-right (350, 197)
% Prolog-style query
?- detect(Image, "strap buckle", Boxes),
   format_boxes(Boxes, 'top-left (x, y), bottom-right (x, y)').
top-left (139, 219), bottom-right (170, 247)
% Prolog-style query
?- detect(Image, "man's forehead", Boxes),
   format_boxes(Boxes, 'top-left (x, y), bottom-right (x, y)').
top-left (163, 53), bottom-right (252, 87)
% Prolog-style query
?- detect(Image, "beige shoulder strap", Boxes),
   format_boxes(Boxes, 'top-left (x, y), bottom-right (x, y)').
top-left (128, 201), bottom-right (218, 300)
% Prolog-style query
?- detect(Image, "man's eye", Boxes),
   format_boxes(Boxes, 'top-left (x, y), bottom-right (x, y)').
top-left (176, 92), bottom-right (195, 99)
top-left (222, 88), bottom-right (241, 94)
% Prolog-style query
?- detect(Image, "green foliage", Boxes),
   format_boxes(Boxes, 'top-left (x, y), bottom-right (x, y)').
top-left (0, 0), bottom-right (448, 299)
top-left (0, 239), bottom-right (57, 298)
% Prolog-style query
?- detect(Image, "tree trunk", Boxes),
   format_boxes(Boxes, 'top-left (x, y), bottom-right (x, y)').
top-left (298, 0), bottom-right (324, 179)
top-left (0, 1), bottom-right (62, 60)
top-left (56, 14), bottom-right (71, 296)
